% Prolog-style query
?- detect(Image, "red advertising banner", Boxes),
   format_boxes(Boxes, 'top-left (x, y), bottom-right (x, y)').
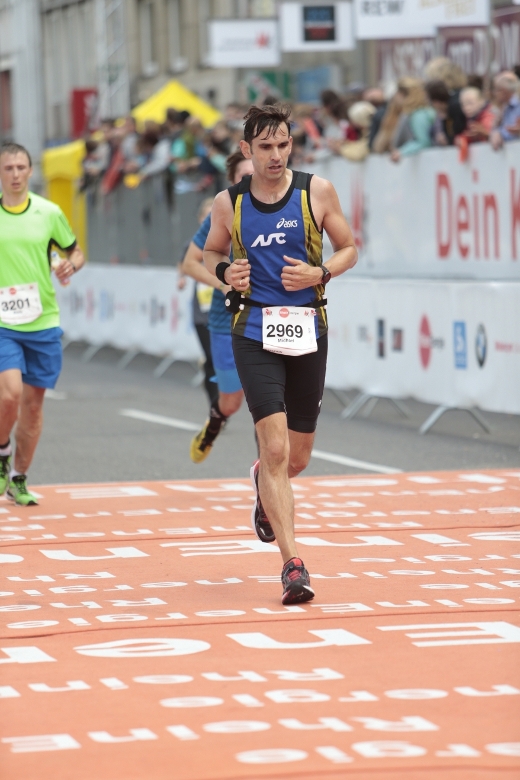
top-left (491, 5), bottom-right (520, 74)
top-left (377, 38), bottom-right (440, 82)
top-left (71, 88), bottom-right (98, 139)
top-left (377, 6), bottom-right (520, 82)
top-left (438, 26), bottom-right (488, 76)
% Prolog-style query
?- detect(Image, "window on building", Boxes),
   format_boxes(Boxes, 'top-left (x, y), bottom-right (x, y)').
top-left (167, 0), bottom-right (187, 72)
top-left (199, 0), bottom-right (211, 66)
top-left (0, 70), bottom-right (13, 139)
top-left (250, 0), bottom-right (276, 16)
top-left (139, 0), bottom-right (159, 77)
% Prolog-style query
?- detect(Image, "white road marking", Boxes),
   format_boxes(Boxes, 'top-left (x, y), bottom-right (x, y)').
top-left (311, 449), bottom-right (401, 475)
top-left (120, 408), bottom-right (400, 475)
top-left (45, 389), bottom-right (67, 400)
top-left (120, 409), bottom-right (200, 432)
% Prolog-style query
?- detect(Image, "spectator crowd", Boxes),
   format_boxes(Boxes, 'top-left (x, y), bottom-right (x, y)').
top-left (81, 58), bottom-right (520, 195)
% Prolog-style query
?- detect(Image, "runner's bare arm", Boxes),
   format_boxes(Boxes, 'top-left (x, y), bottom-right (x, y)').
top-left (281, 177), bottom-right (357, 292)
top-left (55, 244), bottom-right (85, 282)
top-left (182, 241), bottom-right (230, 292)
top-left (203, 192), bottom-right (251, 289)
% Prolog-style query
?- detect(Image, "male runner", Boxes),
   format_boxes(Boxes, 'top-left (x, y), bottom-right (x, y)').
top-left (182, 150), bottom-right (254, 463)
top-left (203, 105), bottom-right (357, 604)
top-left (0, 143), bottom-right (84, 505)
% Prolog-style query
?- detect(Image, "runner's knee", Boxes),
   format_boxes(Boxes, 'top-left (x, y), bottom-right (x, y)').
top-left (0, 385), bottom-right (22, 412)
top-left (288, 452), bottom-right (311, 478)
top-left (218, 391), bottom-right (242, 417)
top-left (259, 432), bottom-right (289, 469)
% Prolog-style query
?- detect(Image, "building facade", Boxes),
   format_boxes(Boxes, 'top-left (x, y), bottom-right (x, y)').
top-left (38, 0), bottom-right (365, 145)
top-left (0, 0), bottom-right (45, 178)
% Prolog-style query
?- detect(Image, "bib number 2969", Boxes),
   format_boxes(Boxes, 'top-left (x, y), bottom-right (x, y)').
top-left (262, 305), bottom-right (317, 357)
top-left (265, 322), bottom-right (304, 340)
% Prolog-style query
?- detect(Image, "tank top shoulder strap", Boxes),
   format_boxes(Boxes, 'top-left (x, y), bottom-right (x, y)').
top-left (292, 170), bottom-right (313, 192)
top-left (228, 175), bottom-right (252, 210)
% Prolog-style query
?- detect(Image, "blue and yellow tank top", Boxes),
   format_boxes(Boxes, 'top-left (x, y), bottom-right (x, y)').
top-left (229, 170), bottom-right (327, 343)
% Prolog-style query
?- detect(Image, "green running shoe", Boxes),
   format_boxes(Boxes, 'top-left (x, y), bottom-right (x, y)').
top-left (7, 475), bottom-right (38, 506)
top-left (0, 455), bottom-right (11, 495)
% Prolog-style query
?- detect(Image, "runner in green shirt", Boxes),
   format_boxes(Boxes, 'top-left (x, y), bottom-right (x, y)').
top-left (0, 142), bottom-right (85, 505)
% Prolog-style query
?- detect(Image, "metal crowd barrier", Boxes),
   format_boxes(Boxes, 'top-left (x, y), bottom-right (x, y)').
top-left (86, 174), bottom-right (209, 267)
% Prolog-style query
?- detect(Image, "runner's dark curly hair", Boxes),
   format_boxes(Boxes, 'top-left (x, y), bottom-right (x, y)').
top-left (243, 104), bottom-right (291, 146)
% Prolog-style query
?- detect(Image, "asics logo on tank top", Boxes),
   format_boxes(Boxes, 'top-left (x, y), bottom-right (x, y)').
top-left (251, 232), bottom-right (286, 247)
top-left (276, 217), bottom-right (298, 229)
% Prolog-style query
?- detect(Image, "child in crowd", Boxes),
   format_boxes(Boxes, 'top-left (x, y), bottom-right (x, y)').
top-left (456, 86), bottom-right (495, 145)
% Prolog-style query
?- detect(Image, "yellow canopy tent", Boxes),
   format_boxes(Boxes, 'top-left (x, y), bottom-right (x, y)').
top-left (132, 80), bottom-right (221, 129)
top-left (41, 140), bottom-right (87, 255)
top-left (41, 81), bottom-right (220, 259)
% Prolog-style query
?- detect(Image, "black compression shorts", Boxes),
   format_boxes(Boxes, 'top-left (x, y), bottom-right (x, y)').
top-left (232, 333), bottom-right (328, 433)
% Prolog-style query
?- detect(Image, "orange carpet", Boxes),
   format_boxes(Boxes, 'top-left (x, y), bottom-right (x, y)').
top-left (1, 469), bottom-right (519, 779)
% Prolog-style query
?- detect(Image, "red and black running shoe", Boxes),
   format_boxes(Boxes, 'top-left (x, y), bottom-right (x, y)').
top-left (281, 557), bottom-right (315, 604)
top-left (250, 460), bottom-right (275, 543)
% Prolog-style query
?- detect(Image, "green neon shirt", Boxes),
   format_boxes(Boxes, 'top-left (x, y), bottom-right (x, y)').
top-left (0, 192), bottom-right (76, 332)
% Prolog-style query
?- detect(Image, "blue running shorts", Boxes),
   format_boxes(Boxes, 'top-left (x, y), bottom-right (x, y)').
top-left (209, 331), bottom-right (242, 394)
top-left (0, 327), bottom-right (63, 389)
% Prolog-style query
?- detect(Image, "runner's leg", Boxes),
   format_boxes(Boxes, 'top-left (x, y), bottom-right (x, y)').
top-left (218, 390), bottom-right (243, 417)
top-left (287, 429), bottom-right (315, 478)
top-left (13, 383), bottom-right (46, 474)
top-left (0, 369), bottom-right (23, 444)
top-left (255, 412), bottom-right (298, 563)
top-left (194, 323), bottom-right (219, 407)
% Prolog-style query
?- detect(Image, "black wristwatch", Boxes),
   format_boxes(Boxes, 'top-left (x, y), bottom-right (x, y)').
top-left (320, 265), bottom-right (331, 285)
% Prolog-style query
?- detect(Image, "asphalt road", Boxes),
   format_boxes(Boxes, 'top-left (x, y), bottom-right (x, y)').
top-left (28, 341), bottom-right (520, 486)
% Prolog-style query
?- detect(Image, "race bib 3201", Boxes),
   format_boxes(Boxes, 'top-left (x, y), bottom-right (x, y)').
top-left (0, 283), bottom-right (43, 325)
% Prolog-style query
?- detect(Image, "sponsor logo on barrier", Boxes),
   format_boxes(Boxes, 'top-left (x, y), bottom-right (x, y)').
top-left (495, 340), bottom-right (520, 353)
top-left (377, 319), bottom-right (385, 358)
top-left (453, 322), bottom-right (467, 369)
top-left (251, 233), bottom-right (286, 247)
top-left (475, 324), bottom-right (487, 368)
top-left (392, 329), bottom-right (403, 352)
top-left (419, 316), bottom-right (444, 369)
top-left (276, 218), bottom-right (298, 229)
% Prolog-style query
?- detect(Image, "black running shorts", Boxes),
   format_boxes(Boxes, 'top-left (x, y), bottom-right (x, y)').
top-left (232, 333), bottom-right (328, 433)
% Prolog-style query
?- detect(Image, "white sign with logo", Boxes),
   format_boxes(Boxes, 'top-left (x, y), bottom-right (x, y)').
top-left (354, 0), bottom-right (490, 40)
top-left (207, 19), bottom-right (280, 68)
top-left (280, 2), bottom-right (354, 52)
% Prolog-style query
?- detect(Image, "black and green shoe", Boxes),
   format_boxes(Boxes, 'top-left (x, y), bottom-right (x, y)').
top-left (7, 475), bottom-right (38, 506)
top-left (0, 455), bottom-right (11, 495)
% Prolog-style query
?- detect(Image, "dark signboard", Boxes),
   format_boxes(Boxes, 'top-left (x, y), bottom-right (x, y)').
top-left (303, 5), bottom-right (336, 42)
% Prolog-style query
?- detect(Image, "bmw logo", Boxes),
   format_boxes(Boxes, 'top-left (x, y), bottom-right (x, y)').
top-left (475, 324), bottom-right (487, 368)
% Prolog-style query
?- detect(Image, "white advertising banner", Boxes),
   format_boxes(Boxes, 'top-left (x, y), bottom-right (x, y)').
top-left (326, 278), bottom-right (520, 414)
top-left (55, 268), bottom-right (520, 415)
top-left (309, 141), bottom-right (520, 281)
top-left (280, 2), bottom-right (354, 52)
top-left (207, 19), bottom-right (280, 68)
top-left (55, 265), bottom-right (202, 362)
top-left (354, 0), bottom-right (490, 40)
